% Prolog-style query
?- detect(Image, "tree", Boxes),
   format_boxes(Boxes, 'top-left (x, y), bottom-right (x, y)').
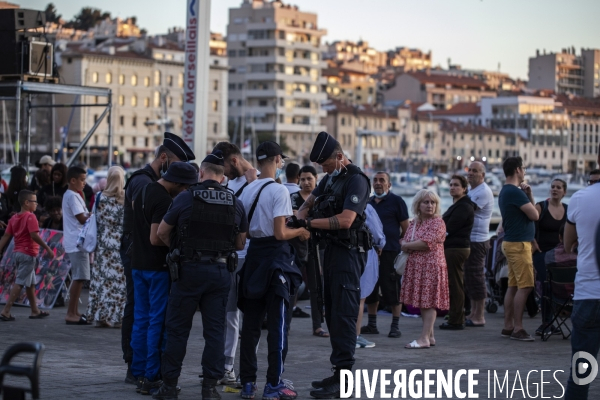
top-left (65, 7), bottom-right (111, 31)
top-left (44, 3), bottom-right (61, 24)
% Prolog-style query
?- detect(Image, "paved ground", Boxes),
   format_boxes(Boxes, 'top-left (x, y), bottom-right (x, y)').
top-left (0, 293), bottom-right (597, 399)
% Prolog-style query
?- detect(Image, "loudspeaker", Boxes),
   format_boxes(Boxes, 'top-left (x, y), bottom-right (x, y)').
top-left (0, 9), bottom-right (45, 32)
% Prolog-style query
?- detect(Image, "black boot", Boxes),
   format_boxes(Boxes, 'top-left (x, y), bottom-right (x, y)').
top-left (152, 382), bottom-right (178, 400)
top-left (310, 369), bottom-right (346, 399)
top-left (202, 378), bottom-right (221, 400)
top-left (125, 363), bottom-right (136, 384)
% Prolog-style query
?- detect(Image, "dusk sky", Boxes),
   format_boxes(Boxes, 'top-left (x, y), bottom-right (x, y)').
top-left (20, 0), bottom-right (600, 80)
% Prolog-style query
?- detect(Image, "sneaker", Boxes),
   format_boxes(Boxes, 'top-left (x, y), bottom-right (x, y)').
top-left (535, 324), bottom-right (561, 336)
top-left (241, 382), bottom-right (258, 399)
top-left (388, 327), bottom-right (402, 338)
top-left (125, 366), bottom-right (136, 385)
top-left (501, 328), bottom-right (514, 338)
top-left (140, 378), bottom-right (163, 395)
top-left (235, 375), bottom-right (242, 389)
top-left (217, 369), bottom-right (236, 385)
top-left (510, 329), bottom-right (535, 342)
top-left (291, 307), bottom-right (310, 318)
top-left (152, 383), bottom-right (178, 400)
top-left (262, 381), bottom-right (297, 400)
top-left (356, 335), bottom-right (375, 348)
top-left (136, 377), bottom-right (144, 393)
top-left (360, 325), bottom-right (379, 335)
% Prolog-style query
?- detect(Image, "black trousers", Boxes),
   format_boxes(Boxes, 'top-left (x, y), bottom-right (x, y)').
top-left (240, 275), bottom-right (289, 386)
top-left (161, 262), bottom-right (230, 383)
top-left (323, 244), bottom-right (365, 370)
top-left (120, 234), bottom-right (135, 364)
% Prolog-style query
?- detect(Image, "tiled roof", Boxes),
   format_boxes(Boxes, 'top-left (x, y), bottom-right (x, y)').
top-left (402, 71), bottom-right (490, 89)
top-left (417, 102), bottom-right (480, 117)
top-left (555, 94), bottom-right (600, 114)
top-left (325, 99), bottom-right (389, 118)
top-left (61, 46), bottom-right (153, 61)
top-left (438, 119), bottom-right (510, 135)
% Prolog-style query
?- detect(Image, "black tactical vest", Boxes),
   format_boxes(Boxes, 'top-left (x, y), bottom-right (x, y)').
top-left (179, 181), bottom-right (238, 261)
top-left (123, 168), bottom-right (157, 234)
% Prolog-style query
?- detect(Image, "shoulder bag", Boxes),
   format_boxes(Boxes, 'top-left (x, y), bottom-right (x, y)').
top-left (77, 192), bottom-right (101, 253)
top-left (394, 221), bottom-right (416, 275)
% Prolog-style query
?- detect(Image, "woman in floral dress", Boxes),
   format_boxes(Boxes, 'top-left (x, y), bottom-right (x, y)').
top-left (400, 189), bottom-right (450, 349)
top-left (86, 166), bottom-right (126, 328)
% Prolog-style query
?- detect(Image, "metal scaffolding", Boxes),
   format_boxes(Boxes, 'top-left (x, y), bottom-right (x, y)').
top-left (0, 80), bottom-right (112, 167)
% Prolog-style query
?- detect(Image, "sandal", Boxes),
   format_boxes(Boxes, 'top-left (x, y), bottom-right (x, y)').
top-left (29, 311), bottom-right (50, 319)
top-left (405, 340), bottom-right (430, 349)
top-left (0, 314), bottom-right (15, 322)
top-left (313, 329), bottom-right (330, 338)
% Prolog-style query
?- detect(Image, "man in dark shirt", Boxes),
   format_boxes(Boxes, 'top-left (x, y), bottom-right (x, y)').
top-left (362, 171), bottom-right (409, 338)
top-left (498, 156), bottom-right (539, 342)
top-left (130, 162), bottom-right (199, 395)
top-left (121, 132), bottom-right (195, 382)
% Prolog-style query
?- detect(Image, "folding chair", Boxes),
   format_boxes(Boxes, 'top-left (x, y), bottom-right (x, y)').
top-left (0, 342), bottom-right (45, 400)
top-left (541, 263), bottom-right (577, 342)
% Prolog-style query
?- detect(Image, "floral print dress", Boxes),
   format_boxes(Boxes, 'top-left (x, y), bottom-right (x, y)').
top-left (399, 216), bottom-right (450, 310)
top-left (86, 194), bottom-right (125, 326)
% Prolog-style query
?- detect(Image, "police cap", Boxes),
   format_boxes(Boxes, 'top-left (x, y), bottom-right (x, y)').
top-left (162, 162), bottom-right (198, 185)
top-left (163, 132), bottom-right (196, 162)
top-left (309, 131), bottom-right (340, 164)
top-left (256, 141), bottom-right (287, 161)
top-left (202, 149), bottom-right (225, 166)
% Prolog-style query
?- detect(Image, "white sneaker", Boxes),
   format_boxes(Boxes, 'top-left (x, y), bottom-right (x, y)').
top-left (356, 335), bottom-right (376, 348)
top-left (217, 368), bottom-right (236, 385)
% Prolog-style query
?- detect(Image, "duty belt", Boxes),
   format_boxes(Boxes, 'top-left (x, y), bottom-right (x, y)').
top-left (198, 256), bottom-right (227, 264)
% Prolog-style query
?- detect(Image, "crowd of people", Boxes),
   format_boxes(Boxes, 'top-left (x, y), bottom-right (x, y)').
top-left (0, 132), bottom-right (599, 400)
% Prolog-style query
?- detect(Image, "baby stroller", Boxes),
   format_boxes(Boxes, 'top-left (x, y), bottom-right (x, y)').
top-left (484, 234), bottom-right (508, 313)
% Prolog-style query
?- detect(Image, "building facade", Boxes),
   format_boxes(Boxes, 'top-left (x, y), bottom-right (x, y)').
top-left (322, 67), bottom-right (377, 105)
top-left (528, 48), bottom-right (600, 98)
top-left (226, 0), bottom-right (327, 163)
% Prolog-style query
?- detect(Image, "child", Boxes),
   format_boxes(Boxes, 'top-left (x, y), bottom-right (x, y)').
top-left (0, 190), bottom-right (55, 321)
top-left (62, 166), bottom-right (91, 325)
top-left (42, 196), bottom-right (64, 231)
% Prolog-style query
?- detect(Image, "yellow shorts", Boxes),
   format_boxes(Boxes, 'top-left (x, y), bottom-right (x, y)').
top-left (501, 241), bottom-right (535, 289)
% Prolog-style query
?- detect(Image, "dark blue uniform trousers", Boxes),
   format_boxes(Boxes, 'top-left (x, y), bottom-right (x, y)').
top-left (131, 269), bottom-right (170, 380)
top-left (161, 263), bottom-right (231, 383)
top-left (323, 245), bottom-right (365, 370)
top-left (240, 275), bottom-right (289, 386)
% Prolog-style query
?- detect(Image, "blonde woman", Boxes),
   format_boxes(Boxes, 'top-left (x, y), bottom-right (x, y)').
top-left (400, 189), bottom-right (450, 349)
top-left (86, 166), bottom-right (126, 328)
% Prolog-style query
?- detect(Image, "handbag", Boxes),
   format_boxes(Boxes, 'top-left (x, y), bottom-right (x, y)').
top-left (394, 221), bottom-right (416, 275)
top-left (77, 192), bottom-right (101, 253)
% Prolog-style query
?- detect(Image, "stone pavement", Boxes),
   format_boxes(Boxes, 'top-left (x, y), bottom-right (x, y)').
top-left (0, 295), bottom-right (597, 399)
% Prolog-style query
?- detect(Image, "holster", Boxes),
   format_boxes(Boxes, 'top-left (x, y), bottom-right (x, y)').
top-left (166, 249), bottom-right (181, 282)
top-left (227, 252), bottom-right (238, 273)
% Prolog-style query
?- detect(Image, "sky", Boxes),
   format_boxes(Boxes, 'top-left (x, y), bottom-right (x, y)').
top-left (19, 0), bottom-right (600, 80)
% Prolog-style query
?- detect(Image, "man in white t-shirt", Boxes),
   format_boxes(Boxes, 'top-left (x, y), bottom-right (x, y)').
top-left (209, 142), bottom-right (258, 386)
top-left (62, 166), bottom-right (91, 325)
top-left (464, 161), bottom-right (494, 327)
top-left (563, 149), bottom-right (600, 400)
top-left (237, 141), bottom-right (309, 400)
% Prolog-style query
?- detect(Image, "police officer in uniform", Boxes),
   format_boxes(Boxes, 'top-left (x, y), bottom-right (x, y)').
top-left (121, 132), bottom-right (195, 382)
top-left (296, 131), bottom-right (372, 399)
top-left (152, 150), bottom-right (248, 400)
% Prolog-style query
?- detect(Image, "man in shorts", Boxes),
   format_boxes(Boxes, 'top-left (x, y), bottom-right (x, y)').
top-left (498, 157), bottom-right (539, 342)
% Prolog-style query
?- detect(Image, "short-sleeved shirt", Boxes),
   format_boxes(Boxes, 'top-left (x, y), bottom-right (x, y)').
top-left (283, 182), bottom-right (300, 194)
top-left (498, 184), bottom-right (534, 242)
top-left (132, 182), bottom-right (172, 271)
top-left (163, 181), bottom-right (249, 237)
top-left (62, 189), bottom-right (88, 253)
top-left (567, 183), bottom-right (600, 300)
top-left (369, 192), bottom-right (409, 253)
top-left (290, 191), bottom-right (309, 211)
top-left (312, 170), bottom-right (370, 216)
top-left (6, 212), bottom-right (39, 256)
top-left (468, 182), bottom-right (494, 242)
top-left (239, 178), bottom-right (293, 238)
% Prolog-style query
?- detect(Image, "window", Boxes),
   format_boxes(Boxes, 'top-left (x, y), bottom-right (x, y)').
top-left (228, 50), bottom-right (236, 57)
top-left (119, 74), bottom-right (125, 85)
top-left (154, 70), bottom-right (161, 86)
top-left (132, 116), bottom-right (137, 127)
top-left (131, 75), bottom-right (138, 86)
top-left (213, 123), bottom-right (218, 133)
top-left (120, 136), bottom-right (124, 146)
top-left (118, 95), bottom-right (125, 106)
top-left (179, 95), bottom-right (183, 108)
top-left (94, 114), bottom-right (98, 122)
top-left (92, 72), bottom-right (99, 83)
top-left (178, 73), bottom-right (184, 88)
top-left (120, 116), bottom-right (124, 126)
top-left (154, 91), bottom-right (160, 107)
top-left (131, 96), bottom-right (137, 107)
top-left (144, 97), bottom-right (150, 108)
top-left (228, 83), bottom-right (236, 90)
top-left (212, 100), bottom-right (218, 111)
top-left (144, 77), bottom-right (150, 87)
top-left (145, 138), bottom-right (149, 147)
top-left (213, 80), bottom-right (219, 91)
top-left (105, 73), bottom-right (112, 84)
top-left (238, 50), bottom-right (246, 57)
top-left (167, 75), bottom-right (173, 87)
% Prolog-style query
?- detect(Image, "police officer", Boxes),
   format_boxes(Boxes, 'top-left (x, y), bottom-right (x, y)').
top-left (152, 150), bottom-right (248, 400)
top-left (296, 131), bottom-right (372, 399)
top-left (122, 132), bottom-right (195, 383)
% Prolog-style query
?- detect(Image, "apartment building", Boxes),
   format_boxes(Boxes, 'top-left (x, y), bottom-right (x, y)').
top-left (324, 40), bottom-right (387, 74)
top-left (387, 47), bottom-right (432, 72)
top-left (226, 0), bottom-right (327, 163)
top-left (384, 71), bottom-right (496, 110)
top-left (56, 36), bottom-right (229, 167)
top-left (528, 48), bottom-right (600, 98)
top-left (322, 67), bottom-right (377, 105)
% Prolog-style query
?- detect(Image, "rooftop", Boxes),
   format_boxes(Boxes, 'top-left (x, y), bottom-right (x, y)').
top-left (402, 71), bottom-right (490, 89)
